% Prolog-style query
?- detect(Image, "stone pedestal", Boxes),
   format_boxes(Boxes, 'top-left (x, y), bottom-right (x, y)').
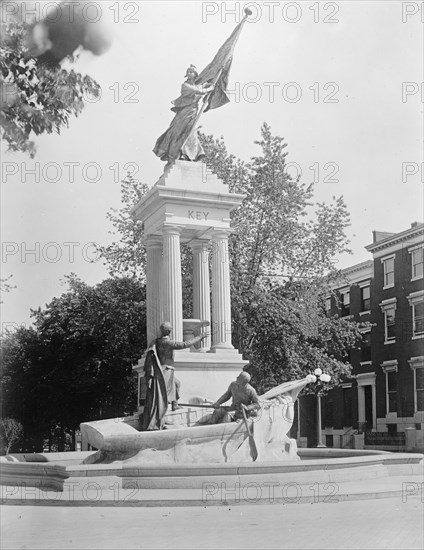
top-left (130, 160), bottom-right (248, 407)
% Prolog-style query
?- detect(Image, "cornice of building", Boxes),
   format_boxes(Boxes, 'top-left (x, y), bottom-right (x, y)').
top-left (341, 260), bottom-right (374, 277)
top-left (365, 223), bottom-right (424, 254)
top-left (331, 260), bottom-right (374, 288)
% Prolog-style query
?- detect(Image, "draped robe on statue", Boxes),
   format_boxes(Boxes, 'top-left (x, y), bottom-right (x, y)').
top-left (153, 82), bottom-right (206, 163)
top-left (141, 346), bottom-right (168, 431)
top-left (141, 335), bottom-right (203, 430)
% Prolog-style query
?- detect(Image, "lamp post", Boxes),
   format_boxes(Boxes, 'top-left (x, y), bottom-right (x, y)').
top-left (313, 368), bottom-right (331, 448)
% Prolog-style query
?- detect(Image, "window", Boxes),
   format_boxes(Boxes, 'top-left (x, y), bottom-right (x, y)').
top-left (386, 371), bottom-right (397, 413)
top-left (413, 302), bottom-right (424, 337)
top-left (407, 291), bottom-right (424, 338)
top-left (325, 297), bottom-right (331, 314)
top-left (382, 256), bottom-right (395, 288)
top-left (360, 285), bottom-right (371, 312)
top-left (409, 357), bottom-right (424, 413)
top-left (361, 332), bottom-right (372, 362)
top-left (381, 299), bottom-right (397, 343)
top-left (384, 306), bottom-right (396, 342)
top-left (340, 290), bottom-right (350, 317)
top-left (411, 247), bottom-right (423, 280)
top-left (416, 369), bottom-right (424, 412)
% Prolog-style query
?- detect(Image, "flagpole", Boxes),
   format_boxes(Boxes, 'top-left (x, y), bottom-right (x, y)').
top-left (179, 8), bottom-right (251, 154)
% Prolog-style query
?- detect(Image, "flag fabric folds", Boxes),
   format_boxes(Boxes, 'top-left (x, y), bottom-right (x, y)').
top-left (195, 14), bottom-right (249, 112)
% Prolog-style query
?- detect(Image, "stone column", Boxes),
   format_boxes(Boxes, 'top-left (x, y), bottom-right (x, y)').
top-left (211, 230), bottom-right (234, 349)
top-left (162, 226), bottom-right (183, 341)
top-left (190, 239), bottom-right (211, 350)
top-left (357, 386), bottom-right (365, 423)
top-left (145, 236), bottom-right (163, 345)
top-left (371, 383), bottom-right (377, 431)
top-left (316, 394), bottom-right (326, 448)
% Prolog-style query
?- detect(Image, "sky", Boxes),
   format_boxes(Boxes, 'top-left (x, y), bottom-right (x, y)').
top-left (1, 0), bottom-right (423, 330)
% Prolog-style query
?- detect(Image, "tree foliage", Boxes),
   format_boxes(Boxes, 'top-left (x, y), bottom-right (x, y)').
top-left (0, 417), bottom-right (23, 455)
top-left (0, 20), bottom-right (100, 157)
top-left (0, 275), bottom-right (16, 302)
top-left (98, 174), bottom-right (149, 281)
top-left (0, 275), bottom-right (146, 451)
top-left (199, 124), bottom-right (361, 393)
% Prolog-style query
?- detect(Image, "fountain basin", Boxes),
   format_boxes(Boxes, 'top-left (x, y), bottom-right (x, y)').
top-left (1, 449), bottom-right (422, 506)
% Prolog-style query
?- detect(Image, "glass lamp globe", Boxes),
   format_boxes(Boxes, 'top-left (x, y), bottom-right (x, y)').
top-left (314, 367), bottom-right (322, 376)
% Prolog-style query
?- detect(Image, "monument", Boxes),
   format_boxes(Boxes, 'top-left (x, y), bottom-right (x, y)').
top-left (131, 160), bottom-right (248, 405)
top-left (131, 9), bottom-right (253, 407)
top-left (80, 7), bottom-right (316, 462)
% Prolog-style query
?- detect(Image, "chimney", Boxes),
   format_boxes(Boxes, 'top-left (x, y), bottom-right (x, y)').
top-left (411, 221), bottom-right (418, 228)
top-left (372, 230), bottom-right (396, 243)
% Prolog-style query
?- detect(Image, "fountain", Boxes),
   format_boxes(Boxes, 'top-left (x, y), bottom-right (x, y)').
top-left (2, 369), bottom-right (423, 506)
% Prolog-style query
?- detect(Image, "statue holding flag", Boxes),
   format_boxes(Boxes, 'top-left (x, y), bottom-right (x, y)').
top-left (153, 65), bottom-right (213, 163)
top-left (153, 9), bottom-right (251, 165)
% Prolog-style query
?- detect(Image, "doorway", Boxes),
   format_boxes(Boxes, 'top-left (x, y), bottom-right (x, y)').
top-left (364, 385), bottom-right (373, 430)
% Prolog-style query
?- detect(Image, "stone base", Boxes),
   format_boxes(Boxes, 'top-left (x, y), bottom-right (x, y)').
top-left (172, 349), bottom-right (248, 402)
top-left (133, 349), bottom-right (248, 406)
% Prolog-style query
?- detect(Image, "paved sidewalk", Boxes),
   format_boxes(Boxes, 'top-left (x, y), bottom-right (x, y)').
top-left (2, 496), bottom-right (423, 549)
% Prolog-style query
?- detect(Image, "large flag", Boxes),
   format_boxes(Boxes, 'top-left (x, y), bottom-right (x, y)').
top-left (195, 9), bottom-right (251, 112)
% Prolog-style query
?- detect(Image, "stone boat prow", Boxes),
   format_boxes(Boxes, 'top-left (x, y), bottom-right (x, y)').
top-left (80, 377), bottom-right (311, 464)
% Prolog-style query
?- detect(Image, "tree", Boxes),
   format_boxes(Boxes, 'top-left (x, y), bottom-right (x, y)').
top-left (0, 20), bottom-right (101, 157)
top-left (98, 173), bottom-right (149, 280)
top-left (99, 124), bottom-right (366, 395)
top-left (0, 275), bottom-right (16, 302)
top-left (0, 275), bottom-right (146, 451)
top-left (200, 124), bottom-right (362, 394)
top-left (0, 417), bottom-right (23, 455)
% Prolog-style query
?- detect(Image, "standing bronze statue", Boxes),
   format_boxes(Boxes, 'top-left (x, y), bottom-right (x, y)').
top-left (153, 8), bottom-right (251, 166)
top-left (153, 66), bottom-right (214, 163)
top-left (141, 322), bottom-right (209, 430)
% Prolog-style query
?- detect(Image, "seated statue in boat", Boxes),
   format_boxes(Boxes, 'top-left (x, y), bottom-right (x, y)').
top-left (207, 371), bottom-right (260, 424)
top-left (141, 322), bottom-right (209, 431)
